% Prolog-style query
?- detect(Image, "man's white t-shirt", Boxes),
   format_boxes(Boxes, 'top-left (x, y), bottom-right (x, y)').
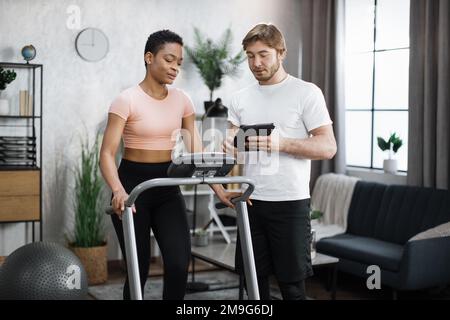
top-left (228, 74), bottom-right (332, 201)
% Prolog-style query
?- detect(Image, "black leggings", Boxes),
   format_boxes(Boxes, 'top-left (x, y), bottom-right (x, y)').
top-left (111, 159), bottom-right (191, 300)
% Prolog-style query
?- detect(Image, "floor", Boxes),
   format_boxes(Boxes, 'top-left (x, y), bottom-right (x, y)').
top-left (96, 258), bottom-right (450, 300)
top-left (2, 254), bottom-right (448, 300)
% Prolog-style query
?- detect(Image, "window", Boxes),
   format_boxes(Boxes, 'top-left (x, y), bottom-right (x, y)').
top-left (345, 0), bottom-right (410, 171)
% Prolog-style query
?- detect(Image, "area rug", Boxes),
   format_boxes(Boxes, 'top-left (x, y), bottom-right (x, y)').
top-left (89, 271), bottom-right (245, 300)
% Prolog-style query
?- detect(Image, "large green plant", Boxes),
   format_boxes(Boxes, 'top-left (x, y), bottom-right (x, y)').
top-left (185, 27), bottom-right (246, 102)
top-left (71, 135), bottom-right (105, 247)
top-left (0, 67), bottom-right (16, 91)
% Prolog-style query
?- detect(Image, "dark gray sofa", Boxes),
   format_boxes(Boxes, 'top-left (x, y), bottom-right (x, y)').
top-left (316, 181), bottom-right (450, 295)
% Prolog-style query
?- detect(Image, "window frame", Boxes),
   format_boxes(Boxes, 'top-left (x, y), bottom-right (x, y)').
top-left (345, 0), bottom-right (409, 173)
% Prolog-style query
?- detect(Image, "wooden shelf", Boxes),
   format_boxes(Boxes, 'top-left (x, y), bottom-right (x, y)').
top-left (0, 170), bottom-right (40, 222)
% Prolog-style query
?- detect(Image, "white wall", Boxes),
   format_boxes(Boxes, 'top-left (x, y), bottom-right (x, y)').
top-left (0, 0), bottom-right (302, 259)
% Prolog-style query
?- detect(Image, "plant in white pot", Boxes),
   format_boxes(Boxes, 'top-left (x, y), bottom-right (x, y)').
top-left (68, 134), bottom-right (108, 285)
top-left (193, 228), bottom-right (209, 247)
top-left (0, 67), bottom-right (17, 115)
top-left (377, 133), bottom-right (403, 174)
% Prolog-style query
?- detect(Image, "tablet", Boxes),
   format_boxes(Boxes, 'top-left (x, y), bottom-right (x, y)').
top-left (233, 123), bottom-right (275, 150)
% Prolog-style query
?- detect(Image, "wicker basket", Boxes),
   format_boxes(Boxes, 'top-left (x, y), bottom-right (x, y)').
top-left (70, 244), bottom-right (108, 285)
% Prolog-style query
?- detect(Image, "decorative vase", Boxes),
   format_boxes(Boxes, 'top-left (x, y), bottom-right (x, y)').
top-left (0, 99), bottom-right (9, 115)
top-left (70, 244), bottom-right (108, 285)
top-left (383, 159), bottom-right (398, 174)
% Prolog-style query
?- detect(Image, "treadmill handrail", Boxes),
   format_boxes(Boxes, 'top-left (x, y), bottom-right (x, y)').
top-left (105, 176), bottom-right (255, 215)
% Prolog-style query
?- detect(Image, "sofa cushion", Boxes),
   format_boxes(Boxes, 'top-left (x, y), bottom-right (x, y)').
top-left (373, 185), bottom-right (450, 245)
top-left (316, 233), bottom-right (404, 272)
top-left (346, 181), bottom-right (387, 237)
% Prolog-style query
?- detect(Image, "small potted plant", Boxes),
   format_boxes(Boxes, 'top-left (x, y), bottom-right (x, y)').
top-left (0, 67), bottom-right (17, 115)
top-left (185, 27), bottom-right (246, 113)
top-left (310, 209), bottom-right (323, 260)
top-left (377, 133), bottom-right (403, 174)
top-left (68, 133), bottom-right (108, 285)
top-left (193, 228), bottom-right (209, 247)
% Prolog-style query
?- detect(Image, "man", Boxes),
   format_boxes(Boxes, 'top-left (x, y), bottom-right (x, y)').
top-left (222, 23), bottom-right (337, 300)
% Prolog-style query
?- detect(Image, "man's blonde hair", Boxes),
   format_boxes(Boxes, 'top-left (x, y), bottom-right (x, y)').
top-left (242, 23), bottom-right (286, 54)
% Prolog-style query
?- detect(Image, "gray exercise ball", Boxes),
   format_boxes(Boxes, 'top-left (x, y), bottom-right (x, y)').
top-left (0, 242), bottom-right (88, 300)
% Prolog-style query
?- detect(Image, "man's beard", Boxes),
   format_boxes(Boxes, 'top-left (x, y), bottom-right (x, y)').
top-left (253, 60), bottom-right (280, 81)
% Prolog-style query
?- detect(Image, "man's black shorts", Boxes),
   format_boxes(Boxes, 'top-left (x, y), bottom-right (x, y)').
top-left (235, 199), bottom-right (313, 282)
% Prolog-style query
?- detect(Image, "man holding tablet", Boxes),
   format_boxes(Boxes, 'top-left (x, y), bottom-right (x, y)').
top-left (222, 23), bottom-right (337, 300)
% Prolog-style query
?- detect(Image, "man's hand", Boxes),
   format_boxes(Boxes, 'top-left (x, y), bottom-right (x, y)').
top-left (247, 134), bottom-right (285, 152)
top-left (217, 191), bottom-right (253, 209)
top-left (222, 134), bottom-right (238, 156)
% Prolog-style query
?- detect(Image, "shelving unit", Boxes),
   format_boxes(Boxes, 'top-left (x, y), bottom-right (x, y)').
top-left (0, 62), bottom-right (43, 242)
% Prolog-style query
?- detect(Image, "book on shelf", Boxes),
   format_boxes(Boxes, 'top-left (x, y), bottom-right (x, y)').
top-left (19, 90), bottom-right (33, 116)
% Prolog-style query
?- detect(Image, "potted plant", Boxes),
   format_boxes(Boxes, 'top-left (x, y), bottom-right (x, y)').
top-left (193, 228), bottom-right (209, 247)
top-left (310, 210), bottom-right (323, 259)
top-left (0, 67), bottom-right (17, 115)
top-left (68, 134), bottom-right (108, 285)
top-left (185, 27), bottom-right (246, 113)
top-left (377, 133), bottom-right (403, 174)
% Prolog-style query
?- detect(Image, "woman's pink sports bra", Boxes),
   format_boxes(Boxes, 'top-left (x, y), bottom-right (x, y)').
top-left (108, 85), bottom-right (195, 150)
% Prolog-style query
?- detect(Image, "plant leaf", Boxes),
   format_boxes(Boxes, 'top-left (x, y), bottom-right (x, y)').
top-left (387, 132), bottom-right (403, 153)
top-left (72, 132), bottom-right (106, 247)
top-left (310, 210), bottom-right (323, 220)
top-left (377, 137), bottom-right (390, 151)
top-left (392, 137), bottom-right (403, 153)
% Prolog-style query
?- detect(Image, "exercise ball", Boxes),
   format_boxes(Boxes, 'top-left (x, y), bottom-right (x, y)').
top-left (0, 242), bottom-right (88, 300)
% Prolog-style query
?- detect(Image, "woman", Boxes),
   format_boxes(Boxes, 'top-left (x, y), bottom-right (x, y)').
top-left (99, 30), bottom-right (236, 300)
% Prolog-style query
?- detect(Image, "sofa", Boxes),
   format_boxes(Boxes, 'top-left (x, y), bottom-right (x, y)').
top-left (316, 180), bottom-right (450, 294)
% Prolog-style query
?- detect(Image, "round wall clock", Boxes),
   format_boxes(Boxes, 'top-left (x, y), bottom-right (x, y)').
top-left (75, 28), bottom-right (109, 62)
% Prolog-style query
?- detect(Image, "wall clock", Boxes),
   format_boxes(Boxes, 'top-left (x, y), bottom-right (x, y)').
top-left (75, 28), bottom-right (109, 62)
